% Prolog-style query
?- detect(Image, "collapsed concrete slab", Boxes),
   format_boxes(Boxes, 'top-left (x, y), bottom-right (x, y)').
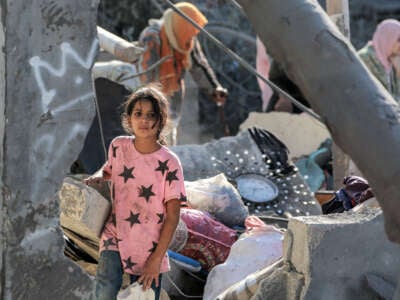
top-left (251, 208), bottom-right (400, 299)
top-left (0, 1), bottom-right (99, 298)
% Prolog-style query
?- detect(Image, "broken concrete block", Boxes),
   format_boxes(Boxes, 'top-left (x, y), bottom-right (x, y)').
top-left (59, 176), bottom-right (111, 242)
top-left (250, 261), bottom-right (304, 300)
top-left (284, 208), bottom-right (400, 300)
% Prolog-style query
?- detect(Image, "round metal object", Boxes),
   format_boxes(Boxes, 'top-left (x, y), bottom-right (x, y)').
top-left (235, 174), bottom-right (279, 203)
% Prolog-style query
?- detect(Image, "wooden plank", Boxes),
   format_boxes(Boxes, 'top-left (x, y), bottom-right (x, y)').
top-left (327, 0), bottom-right (350, 38)
top-left (327, 0), bottom-right (344, 14)
top-left (326, 0), bottom-right (351, 189)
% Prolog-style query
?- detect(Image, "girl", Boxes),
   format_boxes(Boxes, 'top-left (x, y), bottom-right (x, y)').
top-left (85, 84), bottom-right (185, 300)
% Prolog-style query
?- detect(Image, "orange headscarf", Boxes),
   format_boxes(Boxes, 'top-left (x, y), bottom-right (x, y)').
top-left (158, 2), bottom-right (207, 95)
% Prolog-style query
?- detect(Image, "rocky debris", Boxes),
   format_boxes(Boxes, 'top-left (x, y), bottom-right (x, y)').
top-left (59, 130), bottom-right (400, 300)
top-left (249, 208), bottom-right (400, 300)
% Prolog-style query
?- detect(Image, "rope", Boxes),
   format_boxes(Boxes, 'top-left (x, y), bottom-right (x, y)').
top-left (165, 0), bottom-right (323, 123)
top-left (91, 76), bottom-right (108, 160)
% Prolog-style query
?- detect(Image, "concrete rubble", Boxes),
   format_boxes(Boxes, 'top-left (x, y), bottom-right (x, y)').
top-left (2, 0), bottom-right (400, 299)
top-left (279, 208), bottom-right (400, 300)
top-left (215, 207), bottom-right (400, 300)
top-left (57, 130), bottom-right (400, 299)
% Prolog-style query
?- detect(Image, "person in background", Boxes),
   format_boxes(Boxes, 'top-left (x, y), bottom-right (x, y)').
top-left (358, 19), bottom-right (400, 102)
top-left (84, 84), bottom-right (185, 300)
top-left (256, 37), bottom-right (273, 112)
top-left (266, 59), bottom-right (311, 114)
top-left (137, 2), bottom-right (228, 145)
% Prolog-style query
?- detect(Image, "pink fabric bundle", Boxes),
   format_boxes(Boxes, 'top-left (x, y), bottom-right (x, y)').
top-left (372, 19), bottom-right (400, 72)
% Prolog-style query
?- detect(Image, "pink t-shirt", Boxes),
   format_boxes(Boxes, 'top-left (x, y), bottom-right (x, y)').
top-left (99, 136), bottom-right (186, 275)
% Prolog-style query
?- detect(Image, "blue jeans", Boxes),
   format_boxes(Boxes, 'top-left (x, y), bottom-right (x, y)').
top-left (95, 250), bottom-right (162, 300)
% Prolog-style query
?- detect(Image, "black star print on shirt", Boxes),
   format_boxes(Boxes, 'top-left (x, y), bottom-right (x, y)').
top-left (157, 213), bottom-right (164, 224)
top-left (155, 159), bottom-right (169, 175)
top-left (123, 256), bottom-right (136, 271)
top-left (148, 241), bottom-right (158, 253)
top-left (112, 145), bottom-right (118, 158)
top-left (103, 238), bottom-right (116, 250)
top-left (139, 185), bottom-right (156, 203)
top-left (119, 165), bottom-right (135, 183)
top-left (124, 211), bottom-right (141, 227)
top-left (166, 169), bottom-right (179, 185)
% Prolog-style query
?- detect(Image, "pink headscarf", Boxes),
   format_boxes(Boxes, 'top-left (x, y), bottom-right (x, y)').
top-left (256, 37), bottom-right (273, 111)
top-left (372, 19), bottom-right (400, 72)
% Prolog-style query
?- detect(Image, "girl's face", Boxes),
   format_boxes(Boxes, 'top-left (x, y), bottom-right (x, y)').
top-left (129, 99), bottom-right (160, 141)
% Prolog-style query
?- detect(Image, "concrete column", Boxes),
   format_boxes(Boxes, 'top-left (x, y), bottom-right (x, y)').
top-left (1, 1), bottom-right (99, 299)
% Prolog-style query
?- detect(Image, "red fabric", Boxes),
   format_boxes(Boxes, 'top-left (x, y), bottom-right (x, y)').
top-left (179, 208), bottom-right (237, 271)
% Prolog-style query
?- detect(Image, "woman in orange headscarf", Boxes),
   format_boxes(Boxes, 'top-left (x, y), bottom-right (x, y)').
top-left (138, 2), bottom-right (228, 145)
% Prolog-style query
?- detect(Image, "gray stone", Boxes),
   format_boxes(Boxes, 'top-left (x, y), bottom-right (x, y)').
top-left (59, 177), bottom-right (111, 242)
top-left (364, 273), bottom-right (395, 300)
top-left (285, 208), bottom-right (400, 300)
top-left (247, 208), bottom-right (400, 300)
top-left (251, 262), bottom-right (304, 300)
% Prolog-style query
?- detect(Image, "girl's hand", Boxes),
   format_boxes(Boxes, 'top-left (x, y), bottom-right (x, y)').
top-left (83, 167), bottom-right (108, 185)
top-left (138, 254), bottom-right (162, 290)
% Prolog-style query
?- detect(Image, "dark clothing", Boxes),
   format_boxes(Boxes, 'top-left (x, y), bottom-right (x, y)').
top-left (267, 60), bottom-right (311, 114)
top-left (322, 176), bottom-right (374, 214)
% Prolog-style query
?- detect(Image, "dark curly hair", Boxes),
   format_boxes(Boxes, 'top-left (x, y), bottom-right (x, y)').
top-left (121, 83), bottom-right (169, 145)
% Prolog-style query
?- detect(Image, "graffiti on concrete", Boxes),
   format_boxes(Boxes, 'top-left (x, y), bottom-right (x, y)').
top-left (28, 39), bottom-right (98, 201)
top-left (29, 40), bottom-right (98, 115)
